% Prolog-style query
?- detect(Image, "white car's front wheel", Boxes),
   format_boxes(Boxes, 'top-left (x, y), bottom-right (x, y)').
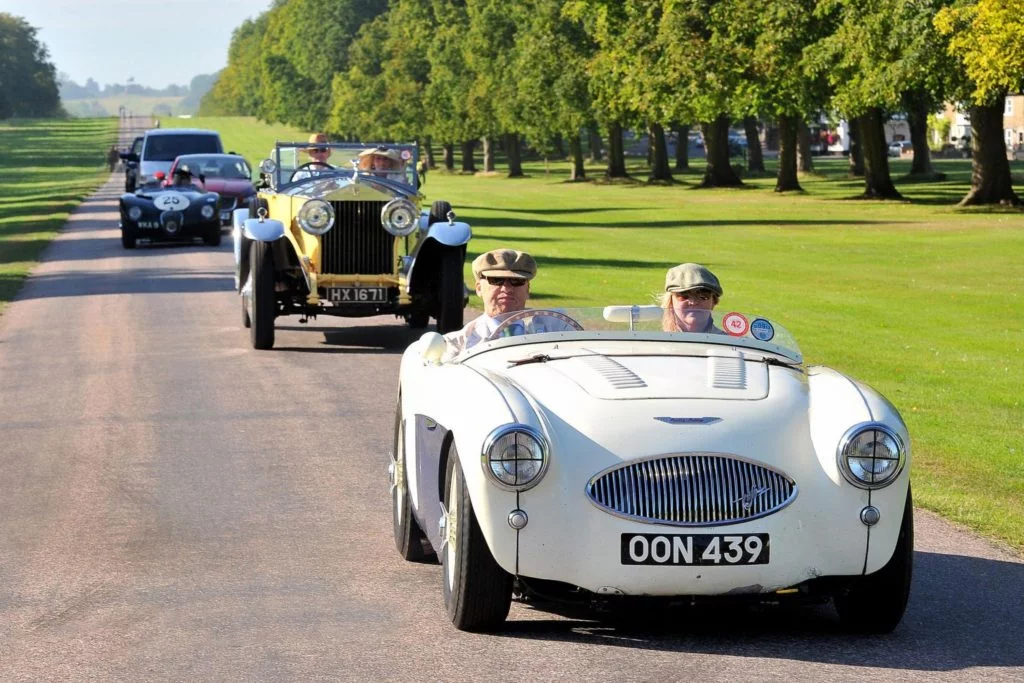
top-left (440, 441), bottom-right (512, 631)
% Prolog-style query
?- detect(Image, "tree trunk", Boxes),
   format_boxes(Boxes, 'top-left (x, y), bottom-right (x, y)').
top-left (504, 132), bottom-right (523, 178)
top-left (847, 117), bottom-right (864, 176)
top-left (588, 124), bottom-right (603, 162)
top-left (552, 134), bottom-right (565, 158)
top-left (775, 114), bottom-right (802, 193)
top-left (905, 97), bottom-right (936, 177)
top-left (442, 143), bottom-right (454, 171)
top-left (961, 98), bottom-right (1020, 206)
top-left (460, 140), bottom-right (476, 173)
top-left (673, 123), bottom-right (690, 170)
top-left (648, 122), bottom-right (672, 182)
top-left (744, 116), bottom-right (765, 173)
top-left (860, 107), bottom-right (902, 199)
top-left (423, 135), bottom-right (436, 169)
top-left (606, 122), bottom-right (627, 178)
top-left (797, 119), bottom-right (814, 172)
top-left (568, 134), bottom-right (586, 181)
top-left (699, 115), bottom-right (742, 187)
top-left (481, 137), bottom-right (495, 172)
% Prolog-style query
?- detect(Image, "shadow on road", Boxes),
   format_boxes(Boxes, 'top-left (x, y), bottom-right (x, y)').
top-left (13, 267), bottom-right (234, 299)
top-left (497, 551), bottom-right (1024, 673)
top-left (274, 322), bottom-right (424, 354)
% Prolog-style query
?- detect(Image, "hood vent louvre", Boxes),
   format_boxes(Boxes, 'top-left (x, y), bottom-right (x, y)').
top-left (709, 355), bottom-right (746, 389)
top-left (581, 356), bottom-right (647, 390)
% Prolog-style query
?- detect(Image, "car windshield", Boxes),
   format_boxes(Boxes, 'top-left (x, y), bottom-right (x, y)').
top-left (267, 141), bottom-right (419, 188)
top-left (455, 306), bottom-right (802, 364)
top-left (143, 134), bottom-right (221, 162)
top-left (176, 155), bottom-right (251, 180)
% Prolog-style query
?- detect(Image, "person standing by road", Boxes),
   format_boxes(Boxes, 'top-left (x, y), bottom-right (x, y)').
top-left (106, 145), bottom-right (120, 172)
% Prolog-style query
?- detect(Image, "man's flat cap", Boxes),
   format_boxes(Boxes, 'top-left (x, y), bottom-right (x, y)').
top-left (472, 248), bottom-right (537, 280)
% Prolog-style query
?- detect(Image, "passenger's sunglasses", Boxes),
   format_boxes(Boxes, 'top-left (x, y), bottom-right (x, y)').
top-left (484, 276), bottom-right (528, 288)
top-left (674, 289), bottom-right (715, 302)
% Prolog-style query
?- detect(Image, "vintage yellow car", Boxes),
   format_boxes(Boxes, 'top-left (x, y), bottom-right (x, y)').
top-left (232, 141), bottom-right (471, 349)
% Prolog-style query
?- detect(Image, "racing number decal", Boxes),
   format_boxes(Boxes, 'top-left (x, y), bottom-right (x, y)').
top-left (722, 312), bottom-right (749, 337)
top-left (153, 194), bottom-right (191, 211)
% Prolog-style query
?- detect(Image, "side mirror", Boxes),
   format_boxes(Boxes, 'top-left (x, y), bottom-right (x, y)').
top-left (419, 332), bottom-right (448, 364)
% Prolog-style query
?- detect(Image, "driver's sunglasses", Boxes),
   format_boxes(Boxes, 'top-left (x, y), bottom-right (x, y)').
top-left (310, 147), bottom-right (328, 153)
top-left (674, 289), bottom-right (715, 302)
top-left (484, 276), bottom-right (528, 288)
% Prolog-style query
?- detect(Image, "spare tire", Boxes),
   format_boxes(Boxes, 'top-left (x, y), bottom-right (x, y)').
top-left (428, 200), bottom-right (453, 226)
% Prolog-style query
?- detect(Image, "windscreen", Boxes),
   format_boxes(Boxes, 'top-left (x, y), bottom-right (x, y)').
top-left (144, 134), bottom-right (221, 162)
top-left (177, 156), bottom-right (251, 179)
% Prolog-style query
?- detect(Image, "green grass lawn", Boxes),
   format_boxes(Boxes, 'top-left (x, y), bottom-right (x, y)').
top-left (18, 115), bottom-right (1024, 554)
top-left (0, 117), bottom-right (119, 314)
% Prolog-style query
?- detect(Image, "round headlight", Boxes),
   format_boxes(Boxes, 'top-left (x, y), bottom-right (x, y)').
top-left (259, 158), bottom-right (277, 174)
top-left (297, 199), bottom-right (335, 235)
top-left (381, 198), bottom-right (418, 237)
top-left (127, 206), bottom-right (142, 221)
top-left (838, 423), bottom-right (906, 489)
top-left (482, 425), bottom-right (549, 491)
top-left (200, 204), bottom-right (215, 219)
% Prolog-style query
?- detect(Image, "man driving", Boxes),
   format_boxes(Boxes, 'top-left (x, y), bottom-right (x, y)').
top-left (291, 133), bottom-right (334, 181)
top-left (443, 248), bottom-right (537, 358)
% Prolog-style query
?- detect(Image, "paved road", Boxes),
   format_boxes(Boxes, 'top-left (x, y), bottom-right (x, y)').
top-left (1, 174), bottom-right (1022, 682)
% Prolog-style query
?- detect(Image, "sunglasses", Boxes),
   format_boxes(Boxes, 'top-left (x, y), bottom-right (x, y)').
top-left (484, 276), bottom-right (528, 288)
top-left (674, 289), bottom-right (715, 302)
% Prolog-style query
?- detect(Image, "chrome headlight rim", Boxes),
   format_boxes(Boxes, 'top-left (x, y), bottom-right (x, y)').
top-left (837, 421), bottom-right (906, 489)
top-left (297, 198), bottom-right (335, 235)
top-left (259, 158), bottom-right (277, 174)
top-left (200, 204), bottom-right (216, 219)
top-left (380, 198), bottom-right (419, 237)
top-left (127, 205), bottom-right (143, 221)
top-left (480, 424), bottom-right (550, 492)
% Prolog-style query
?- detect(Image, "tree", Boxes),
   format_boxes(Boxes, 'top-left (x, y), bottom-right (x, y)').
top-left (201, 14), bottom-right (270, 116)
top-left (936, 0), bottom-right (1024, 206)
top-left (0, 13), bottom-right (63, 118)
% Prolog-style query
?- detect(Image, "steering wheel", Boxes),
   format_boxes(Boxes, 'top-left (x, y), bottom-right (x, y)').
top-left (289, 162), bottom-right (335, 182)
top-left (485, 309), bottom-right (584, 342)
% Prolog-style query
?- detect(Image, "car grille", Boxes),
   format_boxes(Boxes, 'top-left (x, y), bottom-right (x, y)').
top-left (586, 454), bottom-right (797, 526)
top-left (217, 196), bottom-right (238, 213)
top-left (321, 201), bottom-right (392, 275)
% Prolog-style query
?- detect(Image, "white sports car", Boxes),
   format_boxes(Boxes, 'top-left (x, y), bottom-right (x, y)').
top-left (391, 306), bottom-right (912, 632)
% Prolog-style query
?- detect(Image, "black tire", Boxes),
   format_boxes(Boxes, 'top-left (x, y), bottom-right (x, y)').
top-left (203, 226), bottom-right (222, 246)
top-left (441, 441), bottom-right (513, 631)
top-left (125, 177), bottom-right (136, 193)
top-left (392, 400), bottom-right (431, 561)
top-left (241, 293), bottom-right (251, 328)
top-left (121, 228), bottom-right (136, 249)
top-left (249, 240), bottom-right (276, 350)
top-left (435, 248), bottom-right (465, 334)
top-left (834, 487), bottom-right (914, 633)
top-left (428, 200), bottom-right (453, 226)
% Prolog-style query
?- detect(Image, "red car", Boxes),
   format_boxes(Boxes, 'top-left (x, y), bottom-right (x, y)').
top-left (166, 153), bottom-right (255, 226)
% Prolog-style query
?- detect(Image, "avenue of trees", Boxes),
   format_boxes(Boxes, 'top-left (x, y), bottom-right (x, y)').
top-left (201, 0), bottom-right (1024, 206)
top-left (0, 13), bottom-right (63, 119)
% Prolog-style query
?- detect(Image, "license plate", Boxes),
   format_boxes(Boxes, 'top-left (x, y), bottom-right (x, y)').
top-left (326, 287), bottom-right (388, 303)
top-left (137, 221), bottom-right (159, 229)
top-left (220, 211), bottom-right (231, 221)
top-left (621, 533), bottom-right (769, 566)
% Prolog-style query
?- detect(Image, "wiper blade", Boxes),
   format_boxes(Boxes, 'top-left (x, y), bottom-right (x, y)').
top-left (508, 354), bottom-right (553, 367)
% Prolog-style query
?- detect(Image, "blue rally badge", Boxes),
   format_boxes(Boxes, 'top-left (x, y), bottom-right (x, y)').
top-left (750, 318), bottom-right (775, 342)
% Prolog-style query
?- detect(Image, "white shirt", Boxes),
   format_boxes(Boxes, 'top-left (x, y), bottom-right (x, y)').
top-left (442, 310), bottom-right (577, 361)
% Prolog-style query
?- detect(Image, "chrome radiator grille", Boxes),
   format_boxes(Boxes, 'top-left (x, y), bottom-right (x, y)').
top-left (586, 454), bottom-right (797, 526)
top-left (322, 201), bottom-right (392, 275)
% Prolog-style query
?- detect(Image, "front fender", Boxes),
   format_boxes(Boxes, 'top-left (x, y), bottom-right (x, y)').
top-left (417, 216), bottom-right (472, 247)
top-left (233, 209), bottom-right (249, 291)
top-left (243, 217), bottom-right (286, 242)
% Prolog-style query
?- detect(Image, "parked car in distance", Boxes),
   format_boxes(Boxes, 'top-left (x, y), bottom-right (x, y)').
top-left (167, 153), bottom-right (255, 226)
top-left (119, 128), bottom-right (223, 187)
top-left (393, 306), bottom-right (912, 633)
top-left (233, 141), bottom-right (471, 350)
top-left (888, 140), bottom-right (913, 157)
top-left (119, 166), bottom-right (222, 249)
top-left (122, 136), bottom-right (143, 192)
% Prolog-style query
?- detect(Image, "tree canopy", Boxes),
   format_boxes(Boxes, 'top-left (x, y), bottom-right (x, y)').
top-left (0, 13), bottom-right (63, 119)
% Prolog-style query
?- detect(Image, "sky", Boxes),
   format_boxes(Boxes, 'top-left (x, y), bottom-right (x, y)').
top-left (0, 0), bottom-right (273, 88)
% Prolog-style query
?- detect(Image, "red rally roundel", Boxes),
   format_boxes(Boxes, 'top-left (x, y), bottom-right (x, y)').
top-left (722, 312), bottom-right (749, 337)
